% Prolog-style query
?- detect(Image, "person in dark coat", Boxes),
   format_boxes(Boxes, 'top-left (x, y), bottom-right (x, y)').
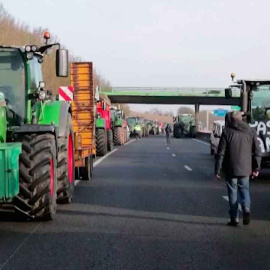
top-left (215, 111), bottom-right (261, 226)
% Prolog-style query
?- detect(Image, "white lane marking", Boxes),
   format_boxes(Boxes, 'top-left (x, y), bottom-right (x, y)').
top-left (75, 180), bottom-right (80, 186)
top-left (172, 154), bottom-right (176, 157)
top-left (75, 149), bottom-right (118, 186)
top-left (192, 139), bottom-right (210, 146)
top-left (94, 149), bottom-right (118, 168)
top-left (222, 196), bottom-right (242, 212)
top-left (184, 165), bottom-right (193, 171)
top-left (124, 139), bottom-right (136, 146)
top-left (0, 223), bottom-right (41, 270)
top-left (166, 147), bottom-right (170, 150)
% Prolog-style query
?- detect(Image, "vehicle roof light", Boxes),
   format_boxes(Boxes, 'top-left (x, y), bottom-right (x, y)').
top-left (44, 31), bottom-right (50, 40)
top-left (31, 45), bottom-right (38, 52)
top-left (26, 52), bottom-right (34, 60)
top-left (25, 45), bottom-right (31, 52)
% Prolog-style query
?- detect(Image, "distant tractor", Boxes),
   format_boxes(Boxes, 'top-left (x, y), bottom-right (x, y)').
top-left (148, 120), bottom-right (158, 135)
top-left (111, 107), bottom-right (128, 145)
top-left (127, 117), bottom-right (143, 138)
top-left (173, 114), bottom-right (196, 138)
top-left (96, 94), bottom-right (113, 156)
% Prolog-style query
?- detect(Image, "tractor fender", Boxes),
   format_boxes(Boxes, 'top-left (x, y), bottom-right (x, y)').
top-left (58, 102), bottom-right (72, 137)
top-left (14, 124), bottom-right (58, 155)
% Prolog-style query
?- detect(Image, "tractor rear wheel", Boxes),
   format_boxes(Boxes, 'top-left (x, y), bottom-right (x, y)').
top-left (79, 156), bottom-right (94, 180)
top-left (96, 129), bottom-right (107, 156)
top-left (114, 127), bottom-right (122, 145)
top-left (121, 127), bottom-right (125, 144)
top-left (14, 133), bottom-right (57, 220)
top-left (57, 114), bottom-right (75, 204)
top-left (107, 129), bottom-right (113, 152)
top-left (124, 128), bottom-right (127, 143)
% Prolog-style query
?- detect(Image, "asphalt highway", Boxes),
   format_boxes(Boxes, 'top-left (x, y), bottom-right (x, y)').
top-left (1, 136), bottom-right (270, 270)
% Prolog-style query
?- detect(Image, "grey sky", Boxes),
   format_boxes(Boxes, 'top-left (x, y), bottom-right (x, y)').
top-left (2, 0), bottom-right (269, 113)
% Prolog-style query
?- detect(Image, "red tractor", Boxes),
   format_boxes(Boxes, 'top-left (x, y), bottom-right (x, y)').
top-left (96, 94), bottom-right (113, 156)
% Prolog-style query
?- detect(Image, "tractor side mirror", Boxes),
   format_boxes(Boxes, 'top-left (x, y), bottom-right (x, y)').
top-left (56, 49), bottom-right (69, 77)
top-left (225, 88), bottom-right (232, 99)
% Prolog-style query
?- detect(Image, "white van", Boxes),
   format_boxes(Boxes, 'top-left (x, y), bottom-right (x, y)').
top-left (210, 120), bottom-right (225, 155)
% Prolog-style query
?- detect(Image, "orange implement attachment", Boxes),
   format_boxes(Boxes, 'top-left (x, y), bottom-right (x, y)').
top-left (70, 62), bottom-right (96, 166)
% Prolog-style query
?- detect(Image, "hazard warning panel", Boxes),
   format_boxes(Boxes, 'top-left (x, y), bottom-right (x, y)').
top-left (58, 86), bottom-right (74, 101)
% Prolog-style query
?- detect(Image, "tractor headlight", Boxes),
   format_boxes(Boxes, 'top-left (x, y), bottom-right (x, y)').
top-left (26, 52), bottom-right (34, 60)
top-left (25, 45), bottom-right (31, 52)
top-left (38, 91), bottom-right (46, 100)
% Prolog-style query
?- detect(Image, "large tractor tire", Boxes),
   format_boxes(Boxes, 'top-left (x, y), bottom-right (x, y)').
top-left (114, 127), bottom-right (122, 145)
top-left (79, 155), bottom-right (94, 180)
top-left (96, 129), bottom-right (107, 156)
top-left (107, 129), bottom-right (113, 152)
top-left (14, 133), bottom-right (57, 220)
top-left (121, 127), bottom-right (125, 144)
top-left (57, 114), bottom-right (75, 204)
top-left (124, 128), bottom-right (127, 143)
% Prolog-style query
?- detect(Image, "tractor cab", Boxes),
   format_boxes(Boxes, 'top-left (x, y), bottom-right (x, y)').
top-left (225, 74), bottom-right (270, 163)
top-left (0, 34), bottom-right (68, 128)
top-left (225, 74), bottom-right (270, 123)
top-left (0, 48), bottom-right (27, 125)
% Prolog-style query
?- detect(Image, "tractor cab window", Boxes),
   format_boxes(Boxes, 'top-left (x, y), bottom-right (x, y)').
top-left (251, 85), bottom-right (270, 122)
top-left (29, 57), bottom-right (43, 90)
top-left (0, 49), bottom-right (26, 124)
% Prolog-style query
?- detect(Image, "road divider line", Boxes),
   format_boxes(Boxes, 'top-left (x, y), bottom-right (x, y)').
top-left (75, 149), bottom-right (118, 186)
top-left (172, 154), bottom-right (176, 157)
top-left (193, 139), bottom-right (210, 146)
top-left (124, 139), bottom-right (136, 146)
top-left (184, 165), bottom-right (193, 171)
top-left (222, 196), bottom-right (242, 212)
top-left (94, 149), bottom-right (118, 168)
top-left (166, 147), bottom-right (170, 150)
top-left (0, 223), bottom-right (41, 270)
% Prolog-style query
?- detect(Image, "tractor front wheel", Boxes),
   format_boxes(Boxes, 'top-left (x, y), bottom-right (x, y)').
top-left (107, 129), bottom-right (113, 152)
top-left (79, 156), bottom-right (94, 180)
top-left (96, 129), bottom-right (107, 156)
top-left (57, 114), bottom-right (75, 204)
top-left (14, 133), bottom-right (57, 220)
top-left (114, 127), bottom-right (122, 145)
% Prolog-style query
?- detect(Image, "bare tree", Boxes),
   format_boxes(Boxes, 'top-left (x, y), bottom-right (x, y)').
top-left (177, 107), bottom-right (194, 115)
top-left (0, 4), bottom-right (111, 94)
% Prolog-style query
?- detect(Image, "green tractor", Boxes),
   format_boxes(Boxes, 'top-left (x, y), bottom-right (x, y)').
top-left (0, 33), bottom-right (74, 220)
top-left (95, 94), bottom-right (113, 156)
top-left (127, 117), bottom-right (143, 138)
top-left (173, 114), bottom-right (196, 138)
top-left (111, 107), bottom-right (127, 145)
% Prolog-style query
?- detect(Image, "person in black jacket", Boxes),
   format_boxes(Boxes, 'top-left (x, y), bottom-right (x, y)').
top-left (215, 111), bottom-right (261, 226)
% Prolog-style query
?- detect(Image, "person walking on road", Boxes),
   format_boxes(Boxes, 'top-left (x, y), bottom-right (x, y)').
top-left (215, 111), bottom-right (261, 226)
top-left (134, 123), bottom-right (141, 140)
top-left (165, 124), bottom-right (171, 144)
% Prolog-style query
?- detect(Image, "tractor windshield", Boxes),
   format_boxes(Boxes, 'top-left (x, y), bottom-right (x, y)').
top-left (127, 118), bottom-right (136, 125)
top-left (0, 49), bottom-right (25, 124)
top-left (251, 85), bottom-right (270, 122)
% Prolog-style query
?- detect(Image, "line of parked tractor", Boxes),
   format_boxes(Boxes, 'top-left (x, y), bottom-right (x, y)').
top-left (0, 33), bottom-right (171, 221)
top-left (94, 95), bottom-right (166, 157)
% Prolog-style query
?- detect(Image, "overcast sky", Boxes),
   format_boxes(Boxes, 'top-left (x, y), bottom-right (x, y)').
top-left (2, 0), bottom-right (269, 113)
